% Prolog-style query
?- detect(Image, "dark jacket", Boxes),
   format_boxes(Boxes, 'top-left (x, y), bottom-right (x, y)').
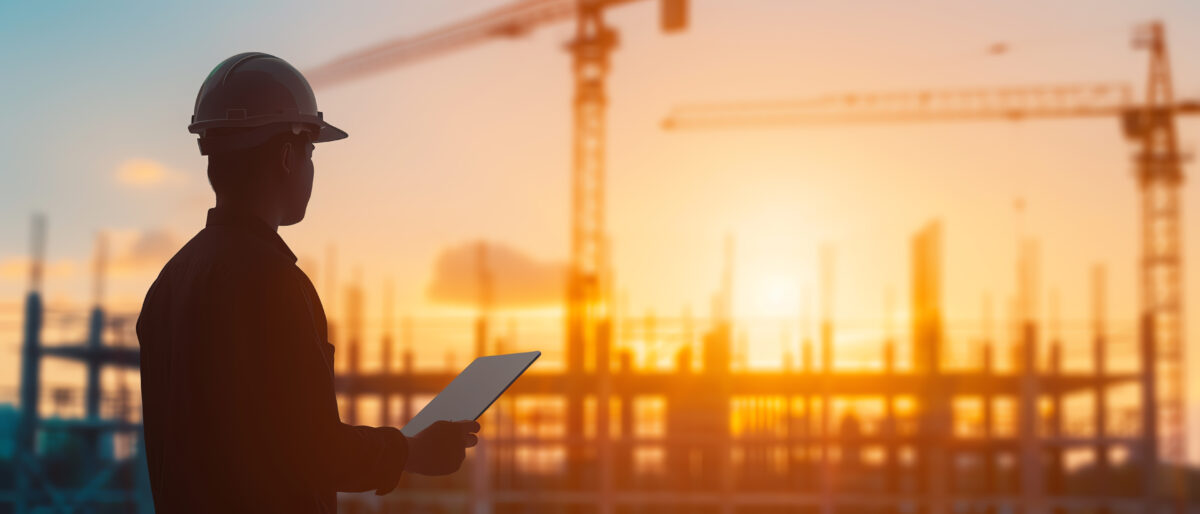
top-left (137, 207), bottom-right (407, 513)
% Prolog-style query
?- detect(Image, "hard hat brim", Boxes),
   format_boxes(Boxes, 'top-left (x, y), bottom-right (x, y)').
top-left (195, 119), bottom-right (349, 156)
top-left (314, 121), bottom-right (348, 143)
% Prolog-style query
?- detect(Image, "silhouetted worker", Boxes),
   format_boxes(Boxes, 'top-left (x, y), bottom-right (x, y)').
top-left (136, 52), bottom-right (480, 513)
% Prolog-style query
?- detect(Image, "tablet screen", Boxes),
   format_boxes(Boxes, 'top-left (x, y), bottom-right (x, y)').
top-left (400, 351), bottom-right (540, 437)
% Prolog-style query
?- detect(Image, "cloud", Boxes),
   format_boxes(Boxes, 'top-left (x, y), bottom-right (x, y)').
top-left (0, 257), bottom-right (77, 281)
top-left (0, 229), bottom-right (182, 284)
top-left (115, 158), bottom-right (179, 188)
top-left (109, 228), bottom-right (182, 274)
top-left (426, 241), bottom-right (565, 308)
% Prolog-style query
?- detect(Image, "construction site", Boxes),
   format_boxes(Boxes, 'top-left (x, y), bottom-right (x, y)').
top-left (1, 1), bottom-right (1198, 513)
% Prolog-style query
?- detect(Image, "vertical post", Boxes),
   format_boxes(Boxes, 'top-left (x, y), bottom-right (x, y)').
top-left (401, 317), bottom-right (414, 426)
top-left (1092, 265), bottom-right (1111, 511)
top-left (475, 242), bottom-right (491, 359)
top-left (618, 349), bottom-right (634, 494)
top-left (883, 340), bottom-right (898, 508)
top-left (83, 232), bottom-right (109, 464)
top-left (981, 294), bottom-right (997, 512)
top-left (883, 286), bottom-right (897, 507)
top-left (819, 244), bottom-right (834, 514)
top-left (86, 233), bottom-right (108, 418)
top-left (1048, 340), bottom-right (1064, 506)
top-left (1046, 290), bottom-right (1064, 510)
top-left (16, 213), bottom-right (46, 514)
top-left (912, 221), bottom-right (948, 514)
top-left (982, 342), bottom-right (995, 510)
top-left (596, 318), bottom-right (612, 514)
top-left (1018, 323), bottom-right (1044, 514)
top-left (1014, 232), bottom-right (1044, 514)
top-left (380, 281), bottom-right (394, 427)
top-left (343, 276), bottom-right (363, 425)
top-left (1140, 313), bottom-right (1159, 514)
top-left (801, 339), bottom-right (813, 492)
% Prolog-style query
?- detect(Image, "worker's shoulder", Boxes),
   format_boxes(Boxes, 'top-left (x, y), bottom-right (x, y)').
top-left (166, 224), bottom-right (298, 285)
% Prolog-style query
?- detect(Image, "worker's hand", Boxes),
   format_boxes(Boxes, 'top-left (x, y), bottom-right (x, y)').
top-left (404, 420), bottom-right (481, 476)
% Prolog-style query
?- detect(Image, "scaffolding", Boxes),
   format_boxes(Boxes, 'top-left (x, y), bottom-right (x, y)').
top-left (332, 222), bottom-right (1174, 514)
top-left (6, 215), bottom-right (153, 513)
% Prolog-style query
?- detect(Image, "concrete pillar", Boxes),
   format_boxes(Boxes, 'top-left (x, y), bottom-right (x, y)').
top-left (1139, 314), bottom-right (1159, 514)
top-left (820, 320), bottom-right (834, 514)
top-left (84, 305), bottom-right (105, 462)
top-left (884, 341), bottom-right (899, 504)
top-left (16, 291), bottom-right (42, 514)
top-left (982, 343), bottom-right (996, 513)
top-left (380, 332), bottom-right (392, 427)
top-left (1048, 343), bottom-right (1065, 510)
top-left (596, 319), bottom-right (613, 514)
top-left (1018, 323), bottom-right (1044, 514)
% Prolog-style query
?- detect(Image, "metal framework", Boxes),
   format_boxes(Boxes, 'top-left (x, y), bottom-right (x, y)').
top-left (327, 228), bottom-right (1162, 514)
top-left (662, 22), bottom-right (1196, 478)
top-left (10, 217), bottom-right (151, 513)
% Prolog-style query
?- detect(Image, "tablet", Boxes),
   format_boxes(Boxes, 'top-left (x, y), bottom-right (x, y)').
top-left (400, 351), bottom-right (541, 437)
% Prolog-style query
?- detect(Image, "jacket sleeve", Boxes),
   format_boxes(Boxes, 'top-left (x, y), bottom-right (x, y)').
top-left (214, 263), bottom-right (408, 495)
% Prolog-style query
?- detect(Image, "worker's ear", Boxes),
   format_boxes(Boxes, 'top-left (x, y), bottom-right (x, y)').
top-left (279, 141), bottom-right (294, 176)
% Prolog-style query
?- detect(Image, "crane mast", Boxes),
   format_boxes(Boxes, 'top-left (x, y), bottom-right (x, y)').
top-left (1130, 22), bottom-right (1185, 473)
top-left (562, 3), bottom-right (617, 500)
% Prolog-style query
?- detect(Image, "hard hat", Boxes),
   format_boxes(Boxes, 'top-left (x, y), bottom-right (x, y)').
top-left (188, 52), bottom-right (347, 155)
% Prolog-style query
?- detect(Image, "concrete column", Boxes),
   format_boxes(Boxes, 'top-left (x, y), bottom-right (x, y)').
top-left (1048, 343), bottom-right (1064, 510)
top-left (1139, 314), bottom-right (1159, 514)
top-left (982, 343), bottom-right (996, 511)
top-left (819, 320), bottom-right (834, 514)
top-left (884, 341), bottom-right (899, 505)
top-left (1018, 323), bottom-right (1044, 514)
top-left (16, 291), bottom-right (43, 514)
top-left (84, 305), bottom-right (105, 462)
top-left (1094, 330), bottom-right (1110, 511)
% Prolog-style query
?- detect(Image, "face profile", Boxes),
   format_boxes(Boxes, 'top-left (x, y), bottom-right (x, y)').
top-left (279, 138), bottom-right (316, 226)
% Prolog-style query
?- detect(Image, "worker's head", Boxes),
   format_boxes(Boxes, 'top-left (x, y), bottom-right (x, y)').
top-left (188, 52), bottom-right (347, 226)
top-left (205, 125), bottom-right (316, 225)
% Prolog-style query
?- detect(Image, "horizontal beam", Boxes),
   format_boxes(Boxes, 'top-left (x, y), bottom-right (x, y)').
top-left (338, 490), bottom-right (1157, 509)
top-left (459, 434), bottom-right (1144, 448)
top-left (663, 82), bottom-right (1200, 130)
top-left (306, 0), bottom-right (650, 88)
top-left (336, 370), bottom-right (1138, 395)
top-left (40, 344), bottom-right (139, 368)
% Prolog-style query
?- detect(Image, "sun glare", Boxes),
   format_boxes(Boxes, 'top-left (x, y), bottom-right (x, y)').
top-left (746, 273), bottom-right (799, 318)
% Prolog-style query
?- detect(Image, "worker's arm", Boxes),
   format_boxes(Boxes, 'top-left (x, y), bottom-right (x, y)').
top-left (215, 263), bottom-right (408, 494)
top-left (327, 422), bottom-right (409, 494)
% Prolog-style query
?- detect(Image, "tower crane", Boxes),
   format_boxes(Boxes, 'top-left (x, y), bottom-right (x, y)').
top-left (306, 0), bottom-right (688, 508)
top-left (663, 20), bottom-right (1194, 509)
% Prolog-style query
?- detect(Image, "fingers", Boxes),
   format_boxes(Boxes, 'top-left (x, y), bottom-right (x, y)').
top-left (455, 420), bottom-right (481, 433)
top-left (454, 420), bottom-right (480, 448)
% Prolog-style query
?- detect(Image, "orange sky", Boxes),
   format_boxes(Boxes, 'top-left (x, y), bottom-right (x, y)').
top-left (0, 0), bottom-right (1198, 461)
